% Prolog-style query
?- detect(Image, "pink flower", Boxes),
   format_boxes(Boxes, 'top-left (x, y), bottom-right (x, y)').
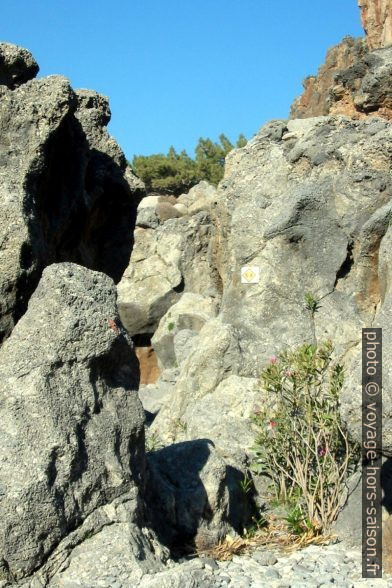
top-left (318, 447), bottom-right (326, 457)
top-left (285, 370), bottom-right (295, 377)
top-left (270, 356), bottom-right (278, 365)
top-left (269, 420), bottom-right (278, 428)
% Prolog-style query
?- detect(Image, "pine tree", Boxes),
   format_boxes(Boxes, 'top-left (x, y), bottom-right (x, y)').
top-left (131, 133), bottom-right (247, 194)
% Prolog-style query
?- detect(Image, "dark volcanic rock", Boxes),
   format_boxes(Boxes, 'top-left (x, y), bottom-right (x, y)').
top-left (0, 42), bottom-right (39, 89)
top-left (332, 45), bottom-right (392, 117)
top-left (0, 263), bottom-right (144, 581)
top-left (0, 43), bottom-right (144, 345)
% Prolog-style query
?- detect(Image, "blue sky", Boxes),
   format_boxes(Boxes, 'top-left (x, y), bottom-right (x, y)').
top-left (1, 1), bottom-right (363, 160)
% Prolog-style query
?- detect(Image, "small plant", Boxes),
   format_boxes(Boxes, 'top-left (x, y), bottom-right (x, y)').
top-left (285, 505), bottom-right (313, 535)
top-left (145, 432), bottom-right (164, 453)
top-left (304, 292), bottom-right (320, 314)
top-left (167, 322), bottom-right (176, 332)
top-left (242, 510), bottom-right (268, 539)
top-left (239, 473), bottom-right (253, 495)
top-left (173, 417), bottom-right (187, 434)
top-left (251, 340), bottom-right (360, 534)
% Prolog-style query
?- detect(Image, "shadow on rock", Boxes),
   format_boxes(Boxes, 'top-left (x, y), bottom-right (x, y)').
top-left (144, 438), bottom-right (255, 555)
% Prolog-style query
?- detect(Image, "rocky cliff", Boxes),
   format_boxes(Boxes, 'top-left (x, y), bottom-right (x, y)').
top-left (140, 115), bottom-right (392, 464)
top-left (0, 43), bottom-right (144, 345)
top-left (0, 44), bottom-right (249, 587)
top-left (359, 0), bottom-right (392, 49)
top-left (117, 0), bottom-right (392, 571)
top-left (290, 36), bottom-right (368, 118)
top-left (291, 0), bottom-right (392, 120)
top-left (2, 1), bottom-right (392, 584)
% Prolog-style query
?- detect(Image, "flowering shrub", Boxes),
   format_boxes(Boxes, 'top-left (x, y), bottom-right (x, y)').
top-left (251, 340), bottom-right (360, 533)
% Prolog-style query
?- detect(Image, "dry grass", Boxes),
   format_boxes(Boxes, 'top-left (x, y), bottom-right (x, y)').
top-left (197, 515), bottom-right (337, 561)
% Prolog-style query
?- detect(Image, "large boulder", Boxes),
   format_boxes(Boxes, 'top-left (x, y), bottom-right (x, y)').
top-left (0, 263), bottom-right (145, 581)
top-left (117, 184), bottom-right (221, 336)
top-left (0, 43), bottom-right (143, 345)
top-left (28, 495), bottom-right (169, 587)
top-left (146, 440), bottom-right (249, 551)
top-left (151, 292), bottom-right (217, 370)
top-left (151, 318), bottom-right (242, 445)
top-left (0, 42), bottom-right (38, 88)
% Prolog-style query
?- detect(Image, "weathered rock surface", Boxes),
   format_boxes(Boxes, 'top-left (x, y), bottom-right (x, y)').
top-left (291, 39), bottom-right (392, 120)
top-left (0, 43), bottom-right (143, 345)
top-left (151, 115), bottom-right (392, 482)
top-left (331, 44), bottom-right (392, 119)
top-left (24, 495), bottom-right (169, 587)
top-left (135, 344), bottom-right (160, 385)
top-left (0, 42), bottom-right (39, 88)
top-left (117, 182), bottom-right (221, 336)
top-left (290, 36), bottom-right (368, 118)
top-left (146, 440), bottom-right (248, 551)
top-left (341, 213), bottom-right (392, 454)
top-left (359, 0), bottom-right (392, 50)
top-left (0, 263), bottom-right (145, 581)
top-left (140, 368), bottom-right (179, 424)
top-left (291, 4), bottom-right (392, 122)
top-left (151, 293), bottom-right (217, 370)
top-left (5, 12), bottom-right (392, 581)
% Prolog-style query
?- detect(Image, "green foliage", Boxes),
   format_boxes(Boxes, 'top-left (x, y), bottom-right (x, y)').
top-left (242, 510), bottom-right (268, 539)
top-left (251, 340), bottom-right (360, 533)
top-left (238, 473), bottom-right (253, 495)
top-left (236, 133), bottom-right (248, 148)
top-left (304, 292), bottom-right (321, 314)
top-left (285, 505), bottom-right (313, 535)
top-left (167, 322), bottom-right (175, 331)
top-left (131, 133), bottom-right (247, 194)
top-left (132, 147), bottom-right (199, 195)
top-left (145, 431), bottom-right (164, 453)
top-left (173, 417), bottom-right (187, 433)
top-left (194, 133), bottom-right (235, 186)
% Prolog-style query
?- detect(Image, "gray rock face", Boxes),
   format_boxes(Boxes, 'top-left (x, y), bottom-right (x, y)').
top-left (139, 368), bottom-right (179, 424)
top-left (341, 215), bottom-right (392, 454)
top-left (0, 43), bottom-right (143, 344)
top-left (33, 495), bottom-right (169, 587)
top-left (151, 115), bottom-right (392, 478)
top-left (0, 42), bottom-right (39, 89)
top-left (0, 263), bottom-right (145, 581)
top-left (151, 293), bottom-right (217, 370)
top-left (117, 183), bottom-right (221, 337)
top-left (217, 116), bottom-right (392, 375)
top-left (146, 440), bottom-right (248, 551)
